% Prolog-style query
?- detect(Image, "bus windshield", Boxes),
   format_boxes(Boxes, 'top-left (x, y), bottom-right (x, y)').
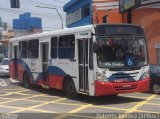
top-left (96, 34), bottom-right (148, 68)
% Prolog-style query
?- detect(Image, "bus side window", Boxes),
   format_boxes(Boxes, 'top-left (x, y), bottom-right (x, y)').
top-left (58, 35), bottom-right (75, 59)
top-left (19, 41), bottom-right (28, 59)
top-left (28, 39), bottom-right (39, 59)
top-left (51, 37), bottom-right (58, 59)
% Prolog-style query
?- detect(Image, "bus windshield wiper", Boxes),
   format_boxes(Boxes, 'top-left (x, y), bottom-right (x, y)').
top-left (130, 34), bottom-right (136, 47)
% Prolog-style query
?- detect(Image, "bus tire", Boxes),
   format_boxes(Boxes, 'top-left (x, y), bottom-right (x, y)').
top-left (23, 72), bottom-right (32, 89)
top-left (152, 83), bottom-right (160, 94)
top-left (64, 77), bottom-right (77, 99)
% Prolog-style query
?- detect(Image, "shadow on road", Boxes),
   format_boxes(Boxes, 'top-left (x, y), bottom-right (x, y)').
top-left (10, 82), bottom-right (145, 105)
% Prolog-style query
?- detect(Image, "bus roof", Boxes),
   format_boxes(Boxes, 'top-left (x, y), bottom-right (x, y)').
top-left (10, 24), bottom-right (143, 42)
top-left (10, 25), bottom-right (94, 42)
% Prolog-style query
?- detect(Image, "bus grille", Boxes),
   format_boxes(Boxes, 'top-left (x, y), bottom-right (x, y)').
top-left (111, 72), bottom-right (139, 83)
top-left (112, 72), bottom-right (139, 79)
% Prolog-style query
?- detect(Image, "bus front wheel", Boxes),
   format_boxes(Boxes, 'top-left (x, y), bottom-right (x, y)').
top-left (23, 72), bottom-right (32, 89)
top-left (64, 78), bottom-right (77, 99)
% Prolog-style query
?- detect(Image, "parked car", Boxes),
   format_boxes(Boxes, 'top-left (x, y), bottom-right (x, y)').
top-left (149, 64), bottom-right (160, 94)
top-left (0, 58), bottom-right (9, 77)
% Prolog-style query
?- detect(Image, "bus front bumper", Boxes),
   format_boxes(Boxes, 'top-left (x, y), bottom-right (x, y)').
top-left (95, 78), bottom-right (150, 96)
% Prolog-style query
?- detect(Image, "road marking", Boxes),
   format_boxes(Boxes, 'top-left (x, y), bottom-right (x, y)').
top-left (91, 105), bottom-right (128, 111)
top-left (0, 79), bottom-right (7, 87)
top-left (14, 92), bottom-right (33, 96)
top-left (118, 94), bottom-right (157, 119)
top-left (119, 95), bottom-right (147, 99)
top-left (9, 78), bottom-right (19, 83)
top-left (0, 104), bottom-right (56, 113)
top-left (0, 93), bottom-right (46, 105)
top-left (0, 104), bottom-right (24, 110)
top-left (51, 102), bottom-right (84, 106)
top-left (125, 95), bottom-right (156, 113)
top-left (29, 109), bottom-right (56, 113)
top-left (23, 99), bottom-right (46, 103)
top-left (69, 104), bottom-right (92, 113)
top-left (135, 109), bottom-right (160, 113)
top-left (67, 114), bottom-right (95, 119)
top-left (146, 102), bottom-right (160, 106)
top-left (2, 88), bottom-right (23, 91)
top-left (151, 97), bottom-right (160, 100)
top-left (12, 98), bottom-right (66, 113)
top-left (0, 89), bottom-right (29, 96)
top-left (54, 104), bottom-right (93, 119)
top-left (2, 94), bottom-right (157, 113)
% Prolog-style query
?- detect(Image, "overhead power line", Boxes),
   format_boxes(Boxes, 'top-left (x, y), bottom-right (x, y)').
top-left (52, 0), bottom-right (67, 4)
top-left (25, 0), bottom-right (63, 8)
top-left (0, 6), bottom-right (65, 19)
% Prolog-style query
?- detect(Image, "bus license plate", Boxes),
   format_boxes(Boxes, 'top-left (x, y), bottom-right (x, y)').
top-left (122, 84), bottom-right (131, 88)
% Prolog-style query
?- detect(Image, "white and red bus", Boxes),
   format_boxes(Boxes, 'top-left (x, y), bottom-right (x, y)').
top-left (9, 24), bottom-right (150, 98)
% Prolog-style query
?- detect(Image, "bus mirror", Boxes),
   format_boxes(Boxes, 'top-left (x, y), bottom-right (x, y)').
top-left (93, 42), bottom-right (98, 53)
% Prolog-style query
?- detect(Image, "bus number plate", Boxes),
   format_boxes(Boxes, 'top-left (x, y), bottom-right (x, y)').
top-left (122, 84), bottom-right (131, 88)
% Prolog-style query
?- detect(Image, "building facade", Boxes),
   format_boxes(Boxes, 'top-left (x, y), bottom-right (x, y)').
top-left (13, 13), bottom-right (42, 37)
top-left (0, 17), bottom-right (7, 40)
top-left (63, 0), bottom-right (92, 28)
top-left (64, 0), bottom-right (160, 64)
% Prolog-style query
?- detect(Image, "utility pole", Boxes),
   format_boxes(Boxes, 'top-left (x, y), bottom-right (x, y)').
top-left (127, 10), bottom-right (132, 24)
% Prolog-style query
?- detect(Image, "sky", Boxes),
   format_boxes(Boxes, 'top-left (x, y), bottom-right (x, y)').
top-left (0, 0), bottom-right (70, 31)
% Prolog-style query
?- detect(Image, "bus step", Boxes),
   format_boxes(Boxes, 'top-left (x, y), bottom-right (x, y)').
top-left (41, 84), bottom-right (50, 89)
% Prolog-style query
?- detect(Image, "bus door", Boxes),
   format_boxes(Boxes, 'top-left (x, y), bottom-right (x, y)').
top-left (41, 42), bottom-right (49, 80)
top-left (14, 45), bottom-right (18, 79)
top-left (78, 38), bottom-right (89, 93)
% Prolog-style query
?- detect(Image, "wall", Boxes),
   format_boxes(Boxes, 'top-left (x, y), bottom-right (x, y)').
top-left (93, 0), bottom-right (122, 24)
top-left (132, 8), bottom-right (160, 64)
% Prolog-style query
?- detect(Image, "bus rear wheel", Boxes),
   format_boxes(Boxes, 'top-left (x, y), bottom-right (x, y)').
top-left (64, 78), bottom-right (77, 99)
top-left (23, 73), bottom-right (32, 89)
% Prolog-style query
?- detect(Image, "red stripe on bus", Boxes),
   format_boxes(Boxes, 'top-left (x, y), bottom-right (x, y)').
top-left (48, 75), bottom-right (64, 90)
top-left (18, 64), bottom-right (25, 82)
top-left (9, 61), bottom-right (15, 79)
top-left (95, 78), bottom-right (150, 96)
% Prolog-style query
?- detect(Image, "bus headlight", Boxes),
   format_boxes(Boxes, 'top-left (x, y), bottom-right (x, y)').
top-left (141, 71), bottom-right (150, 80)
top-left (96, 72), bottom-right (108, 82)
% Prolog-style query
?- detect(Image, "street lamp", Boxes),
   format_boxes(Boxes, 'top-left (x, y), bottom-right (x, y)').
top-left (36, 6), bottom-right (63, 29)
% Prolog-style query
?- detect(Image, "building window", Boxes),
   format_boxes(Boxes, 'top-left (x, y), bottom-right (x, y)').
top-left (156, 49), bottom-right (160, 64)
top-left (28, 39), bottom-right (39, 59)
top-left (58, 35), bottom-right (75, 59)
top-left (19, 41), bottom-right (28, 58)
top-left (51, 37), bottom-right (58, 59)
top-left (102, 15), bottom-right (108, 23)
top-left (82, 4), bottom-right (90, 18)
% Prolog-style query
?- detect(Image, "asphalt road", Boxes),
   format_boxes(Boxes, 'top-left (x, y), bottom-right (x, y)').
top-left (0, 77), bottom-right (160, 119)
